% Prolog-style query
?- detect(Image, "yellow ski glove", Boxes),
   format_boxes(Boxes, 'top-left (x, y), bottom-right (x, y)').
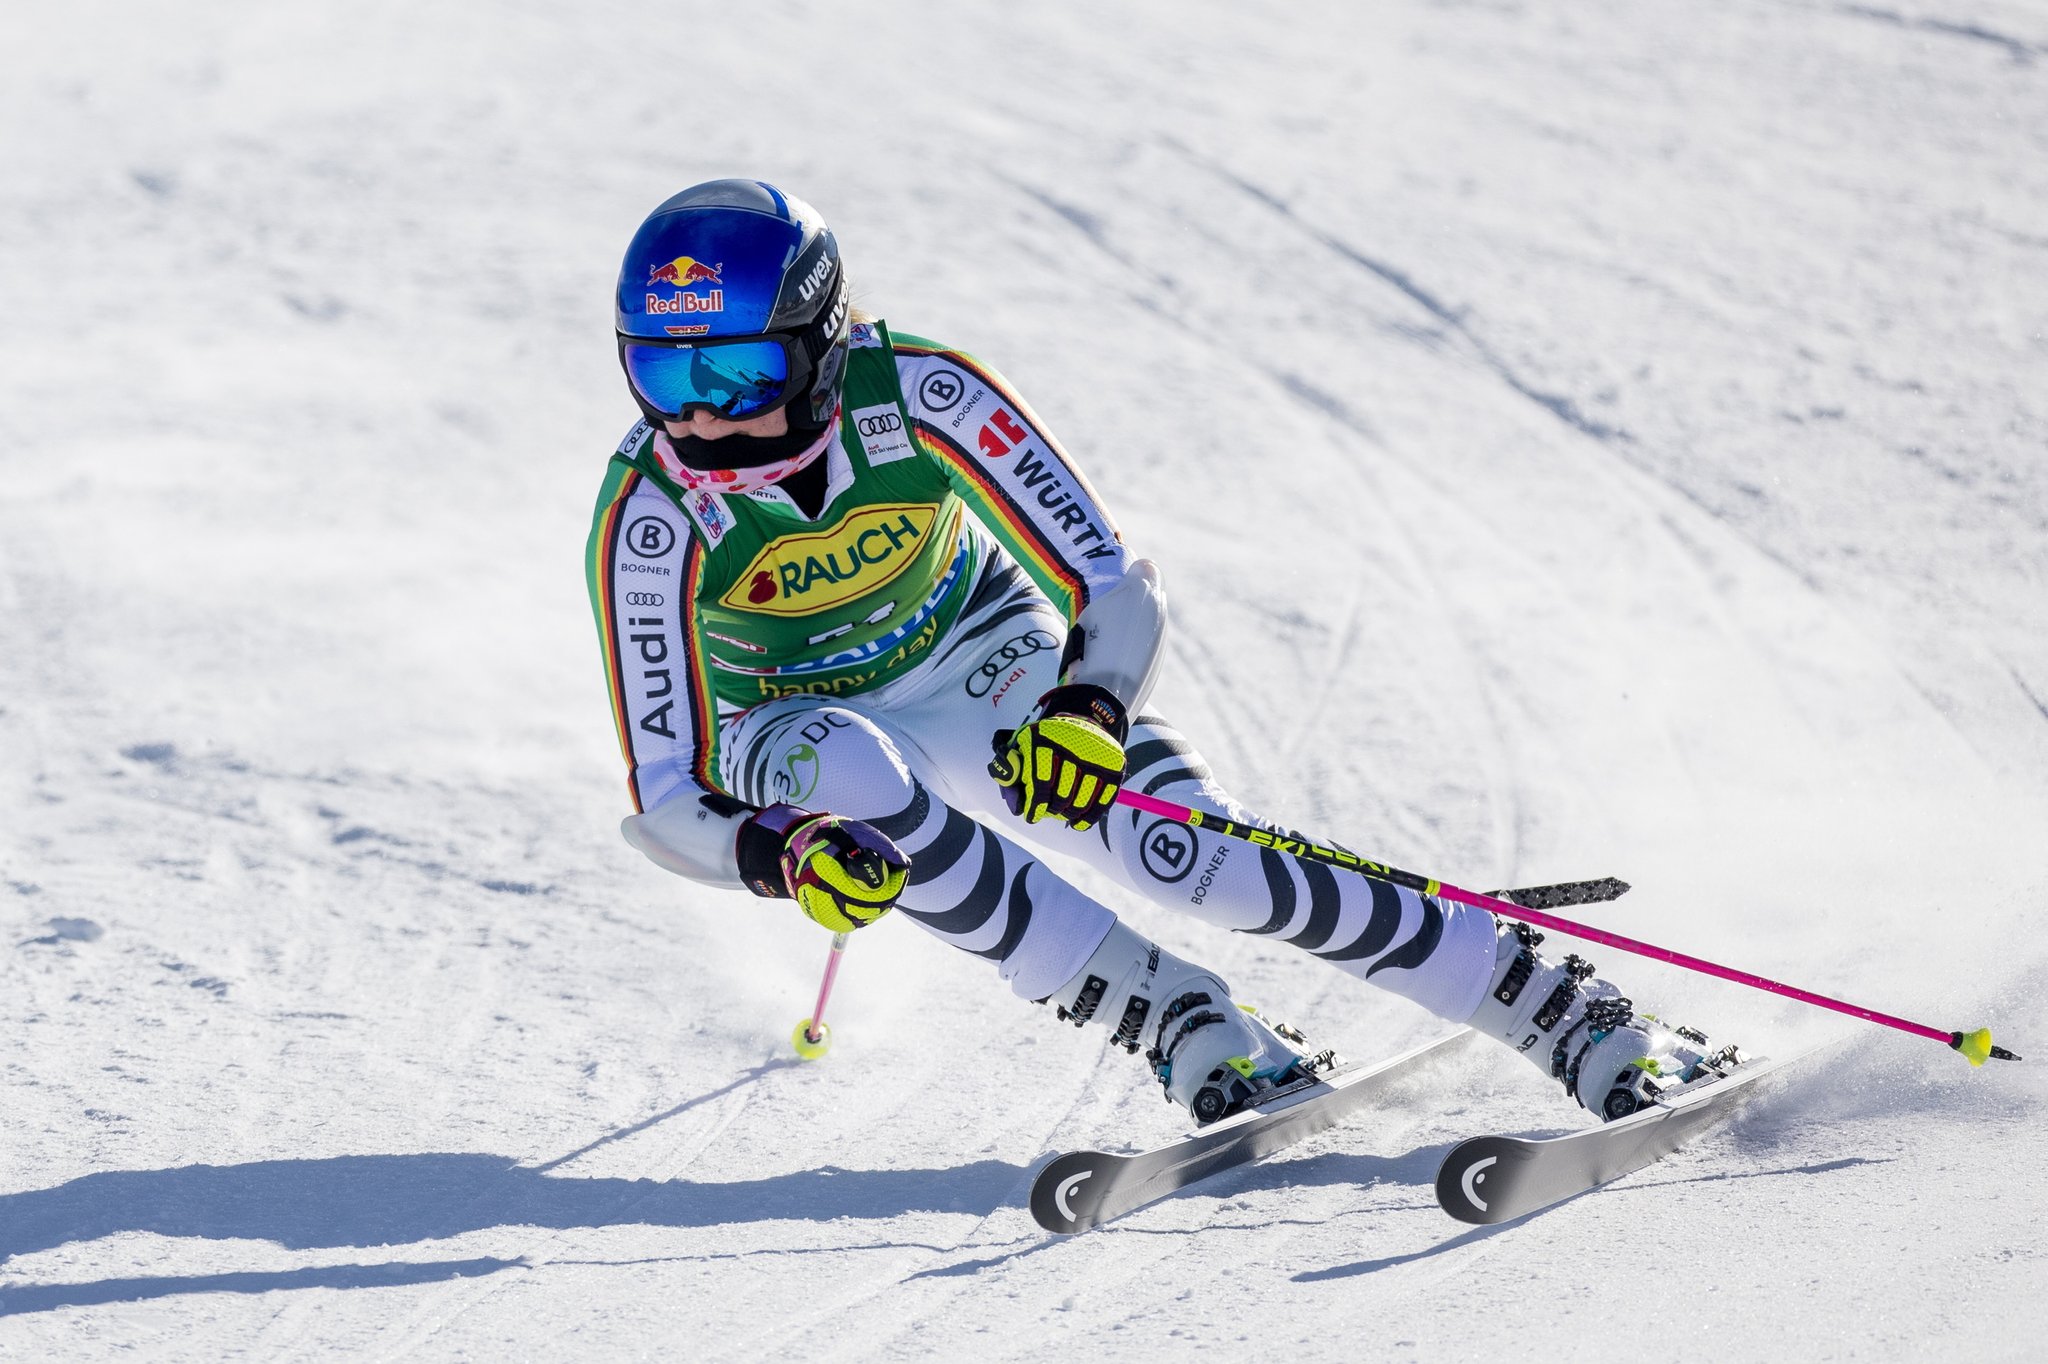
top-left (736, 804), bottom-right (910, 933)
top-left (989, 684), bottom-right (1130, 831)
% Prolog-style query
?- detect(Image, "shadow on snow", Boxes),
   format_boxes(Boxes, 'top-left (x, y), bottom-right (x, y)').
top-left (0, 1257), bottom-right (524, 1318)
top-left (1294, 1154), bottom-right (1891, 1281)
top-left (0, 1057), bottom-right (1031, 1315)
top-left (0, 1153), bottom-right (1026, 1274)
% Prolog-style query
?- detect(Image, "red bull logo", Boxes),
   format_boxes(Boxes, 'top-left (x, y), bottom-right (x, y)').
top-left (648, 256), bottom-right (722, 288)
top-left (646, 255), bottom-right (724, 317)
top-left (646, 290), bottom-right (723, 316)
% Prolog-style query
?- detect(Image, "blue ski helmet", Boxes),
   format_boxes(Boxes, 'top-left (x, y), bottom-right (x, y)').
top-left (615, 180), bottom-right (850, 447)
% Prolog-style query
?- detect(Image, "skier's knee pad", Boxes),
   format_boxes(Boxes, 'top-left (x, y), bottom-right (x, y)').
top-left (1104, 720), bottom-right (1241, 890)
top-left (733, 700), bottom-right (917, 819)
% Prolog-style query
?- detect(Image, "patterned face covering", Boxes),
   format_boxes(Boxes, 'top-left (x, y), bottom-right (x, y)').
top-left (649, 405), bottom-right (838, 495)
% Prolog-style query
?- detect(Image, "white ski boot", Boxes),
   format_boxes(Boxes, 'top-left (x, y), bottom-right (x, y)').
top-left (1466, 921), bottom-right (1746, 1121)
top-left (1044, 921), bottom-right (1321, 1125)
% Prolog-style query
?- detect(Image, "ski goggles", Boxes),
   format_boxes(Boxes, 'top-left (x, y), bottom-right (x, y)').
top-left (617, 330), bottom-right (819, 422)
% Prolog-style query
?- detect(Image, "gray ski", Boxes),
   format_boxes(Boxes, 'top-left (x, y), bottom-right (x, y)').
top-left (1434, 1053), bottom-right (1792, 1225)
top-left (1031, 1030), bottom-right (1472, 1235)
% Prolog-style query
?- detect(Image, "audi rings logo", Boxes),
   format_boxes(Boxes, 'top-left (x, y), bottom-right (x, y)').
top-left (623, 591), bottom-right (665, 607)
top-left (857, 411), bottom-right (902, 438)
top-left (965, 629), bottom-right (1059, 697)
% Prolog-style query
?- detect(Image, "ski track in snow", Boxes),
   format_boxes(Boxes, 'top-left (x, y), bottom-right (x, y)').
top-left (4, 1), bottom-right (2046, 1359)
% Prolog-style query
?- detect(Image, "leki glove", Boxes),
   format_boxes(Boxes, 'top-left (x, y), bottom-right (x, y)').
top-left (988, 683), bottom-right (1130, 830)
top-left (736, 803), bottom-right (910, 933)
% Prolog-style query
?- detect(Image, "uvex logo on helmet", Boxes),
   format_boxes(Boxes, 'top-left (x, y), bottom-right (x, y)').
top-left (795, 250), bottom-right (833, 303)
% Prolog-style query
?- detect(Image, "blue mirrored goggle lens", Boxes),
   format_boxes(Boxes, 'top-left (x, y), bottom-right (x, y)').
top-left (622, 339), bottom-right (794, 419)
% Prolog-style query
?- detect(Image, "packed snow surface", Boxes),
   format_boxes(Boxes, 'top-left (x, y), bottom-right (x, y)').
top-left (4, 1), bottom-right (2045, 1359)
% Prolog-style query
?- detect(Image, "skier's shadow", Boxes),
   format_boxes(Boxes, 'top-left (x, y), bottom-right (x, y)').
top-left (0, 1257), bottom-right (528, 1318)
top-left (1289, 1153), bottom-right (1892, 1281)
top-left (0, 1063), bottom-right (1029, 1317)
top-left (0, 1154), bottom-right (1023, 1263)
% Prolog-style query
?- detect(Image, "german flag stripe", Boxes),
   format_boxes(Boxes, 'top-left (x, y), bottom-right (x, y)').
top-left (678, 540), bottom-right (722, 792)
top-left (587, 469), bottom-right (645, 809)
top-left (915, 420), bottom-right (1085, 616)
top-left (893, 341), bottom-right (1124, 543)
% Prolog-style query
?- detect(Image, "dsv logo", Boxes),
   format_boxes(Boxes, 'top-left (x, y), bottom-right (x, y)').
top-left (623, 591), bottom-right (665, 607)
top-left (857, 412), bottom-right (902, 438)
top-left (965, 630), bottom-right (1059, 697)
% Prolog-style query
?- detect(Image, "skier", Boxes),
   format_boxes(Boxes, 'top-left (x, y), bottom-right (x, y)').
top-left (588, 179), bottom-right (1737, 1127)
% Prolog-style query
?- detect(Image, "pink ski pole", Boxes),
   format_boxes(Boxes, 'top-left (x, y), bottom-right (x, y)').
top-left (791, 931), bottom-right (850, 1060)
top-left (1114, 788), bottom-right (2018, 1066)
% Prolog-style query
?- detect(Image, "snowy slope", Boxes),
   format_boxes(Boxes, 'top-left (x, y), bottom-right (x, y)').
top-left (3, 0), bottom-right (2044, 1358)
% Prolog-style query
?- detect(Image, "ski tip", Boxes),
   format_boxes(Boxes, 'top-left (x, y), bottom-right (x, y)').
top-left (1948, 1028), bottom-right (2019, 1065)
